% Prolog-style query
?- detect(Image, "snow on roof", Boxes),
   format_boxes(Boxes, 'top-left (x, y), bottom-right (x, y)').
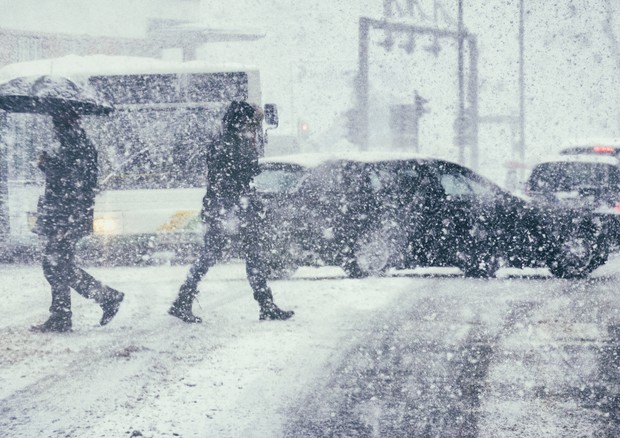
top-left (172, 22), bottom-right (266, 40)
top-left (260, 150), bottom-right (438, 168)
top-left (0, 55), bottom-right (258, 83)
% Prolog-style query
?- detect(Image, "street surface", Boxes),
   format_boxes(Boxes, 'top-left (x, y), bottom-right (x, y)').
top-left (1, 257), bottom-right (620, 437)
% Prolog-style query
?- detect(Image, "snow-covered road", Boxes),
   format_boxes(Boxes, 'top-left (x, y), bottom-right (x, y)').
top-left (2, 258), bottom-right (620, 437)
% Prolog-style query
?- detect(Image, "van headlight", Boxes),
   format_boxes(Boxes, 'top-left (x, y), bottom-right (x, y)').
top-left (93, 213), bottom-right (122, 235)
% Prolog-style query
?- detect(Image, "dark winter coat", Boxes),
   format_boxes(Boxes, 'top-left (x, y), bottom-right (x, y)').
top-left (201, 102), bottom-right (262, 219)
top-left (201, 132), bottom-right (260, 214)
top-left (37, 121), bottom-right (98, 240)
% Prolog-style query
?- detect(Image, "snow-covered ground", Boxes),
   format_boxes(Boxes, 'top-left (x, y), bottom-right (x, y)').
top-left (2, 258), bottom-right (620, 437)
top-left (0, 261), bottom-right (416, 437)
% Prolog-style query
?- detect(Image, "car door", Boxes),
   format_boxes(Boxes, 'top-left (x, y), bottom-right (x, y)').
top-left (372, 161), bottom-right (433, 265)
top-left (330, 161), bottom-right (378, 260)
top-left (294, 161), bottom-right (366, 262)
top-left (392, 161), bottom-right (455, 266)
top-left (422, 161), bottom-right (504, 267)
top-left (254, 162), bottom-right (309, 271)
top-left (291, 162), bottom-right (337, 257)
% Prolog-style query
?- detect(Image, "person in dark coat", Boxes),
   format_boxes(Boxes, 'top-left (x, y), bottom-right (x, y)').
top-left (31, 108), bottom-right (124, 333)
top-left (169, 101), bottom-right (294, 323)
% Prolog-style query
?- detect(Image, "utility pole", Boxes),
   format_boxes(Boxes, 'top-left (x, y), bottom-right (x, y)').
top-left (356, 17), bottom-right (477, 159)
top-left (0, 112), bottom-right (8, 244)
top-left (467, 36), bottom-right (479, 170)
top-left (518, 0), bottom-right (526, 175)
top-left (457, 0), bottom-right (466, 164)
top-left (357, 18), bottom-right (370, 151)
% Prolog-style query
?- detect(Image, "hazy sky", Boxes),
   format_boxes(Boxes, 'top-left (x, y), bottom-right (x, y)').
top-left (199, 0), bottom-right (620, 174)
top-left (1, 0), bottom-right (619, 179)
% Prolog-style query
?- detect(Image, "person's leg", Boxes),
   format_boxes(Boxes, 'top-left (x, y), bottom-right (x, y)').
top-left (70, 267), bottom-right (124, 326)
top-left (241, 204), bottom-right (294, 321)
top-left (169, 218), bottom-right (225, 323)
top-left (32, 236), bottom-right (74, 332)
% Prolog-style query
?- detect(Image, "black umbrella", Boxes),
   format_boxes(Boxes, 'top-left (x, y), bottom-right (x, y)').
top-left (0, 74), bottom-right (113, 116)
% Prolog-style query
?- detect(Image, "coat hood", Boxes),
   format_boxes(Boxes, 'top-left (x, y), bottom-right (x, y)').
top-left (222, 101), bottom-right (262, 134)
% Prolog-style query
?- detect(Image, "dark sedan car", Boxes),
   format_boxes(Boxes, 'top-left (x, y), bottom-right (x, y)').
top-left (257, 152), bottom-right (610, 279)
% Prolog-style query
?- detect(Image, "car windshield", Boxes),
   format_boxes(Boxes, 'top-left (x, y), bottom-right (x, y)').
top-left (254, 164), bottom-right (307, 193)
top-left (528, 162), bottom-right (619, 192)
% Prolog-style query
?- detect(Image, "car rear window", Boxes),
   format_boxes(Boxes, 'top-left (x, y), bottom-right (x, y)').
top-left (528, 162), bottom-right (620, 192)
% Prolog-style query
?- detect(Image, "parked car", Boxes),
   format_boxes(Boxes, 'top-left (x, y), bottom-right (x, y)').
top-left (258, 152), bottom-right (611, 279)
top-left (525, 154), bottom-right (620, 250)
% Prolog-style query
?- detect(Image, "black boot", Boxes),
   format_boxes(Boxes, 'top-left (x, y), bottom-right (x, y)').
top-left (259, 300), bottom-right (295, 321)
top-left (100, 288), bottom-right (124, 326)
top-left (31, 311), bottom-right (72, 333)
top-left (169, 288), bottom-right (202, 323)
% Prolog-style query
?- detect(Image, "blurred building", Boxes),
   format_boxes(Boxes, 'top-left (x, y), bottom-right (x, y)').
top-left (0, 27), bottom-right (161, 66)
top-left (0, 0), bottom-right (263, 66)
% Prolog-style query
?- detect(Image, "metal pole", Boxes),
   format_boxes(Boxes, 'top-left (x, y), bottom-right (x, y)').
top-left (412, 99), bottom-right (420, 153)
top-left (457, 0), bottom-right (466, 164)
top-left (358, 17), bottom-right (370, 151)
top-left (0, 112), bottom-right (9, 244)
top-left (518, 0), bottom-right (525, 173)
top-left (467, 36), bottom-right (479, 170)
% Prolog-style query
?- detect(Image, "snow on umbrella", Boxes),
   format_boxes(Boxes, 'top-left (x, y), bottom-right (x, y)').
top-left (0, 74), bottom-right (113, 116)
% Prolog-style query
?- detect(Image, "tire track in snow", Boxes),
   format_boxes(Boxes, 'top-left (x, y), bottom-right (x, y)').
top-left (478, 272), bottom-right (620, 437)
top-left (284, 278), bottom-right (542, 437)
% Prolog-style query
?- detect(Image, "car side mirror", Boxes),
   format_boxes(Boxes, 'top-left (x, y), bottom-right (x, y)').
top-left (264, 103), bottom-right (278, 128)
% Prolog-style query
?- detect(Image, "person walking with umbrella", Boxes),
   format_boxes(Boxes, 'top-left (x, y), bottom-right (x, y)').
top-left (31, 107), bottom-right (124, 332)
top-left (0, 74), bottom-right (123, 332)
top-left (168, 101), bottom-right (294, 323)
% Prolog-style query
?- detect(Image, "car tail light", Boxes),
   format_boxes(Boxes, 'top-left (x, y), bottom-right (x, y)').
top-left (593, 146), bottom-right (615, 154)
top-left (615, 194), bottom-right (620, 211)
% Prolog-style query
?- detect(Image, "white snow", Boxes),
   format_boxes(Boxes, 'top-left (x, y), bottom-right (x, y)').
top-left (260, 150), bottom-right (452, 168)
top-left (0, 262), bottom-right (416, 436)
top-left (0, 55), bottom-right (260, 84)
top-left (2, 258), bottom-right (620, 436)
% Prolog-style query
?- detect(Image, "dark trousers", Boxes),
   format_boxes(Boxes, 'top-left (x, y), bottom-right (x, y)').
top-left (180, 203), bottom-right (273, 304)
top-left (42, 234), bottom-right (112, 315)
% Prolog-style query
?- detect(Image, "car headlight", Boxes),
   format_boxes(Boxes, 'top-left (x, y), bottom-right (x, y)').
top-left (93, 213), bottom-right (122, 235)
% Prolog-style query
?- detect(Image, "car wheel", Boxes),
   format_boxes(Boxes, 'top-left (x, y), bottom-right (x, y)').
top-left (343, 227), bottom-right (393, 278)
top-left (547, 222), bottom-right (601, 279)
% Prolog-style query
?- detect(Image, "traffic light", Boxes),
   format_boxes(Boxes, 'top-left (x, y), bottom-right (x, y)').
top-left (298, 119), bottom-right (310, 140)
top-left (415, 92), bottom-right (429, 116)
